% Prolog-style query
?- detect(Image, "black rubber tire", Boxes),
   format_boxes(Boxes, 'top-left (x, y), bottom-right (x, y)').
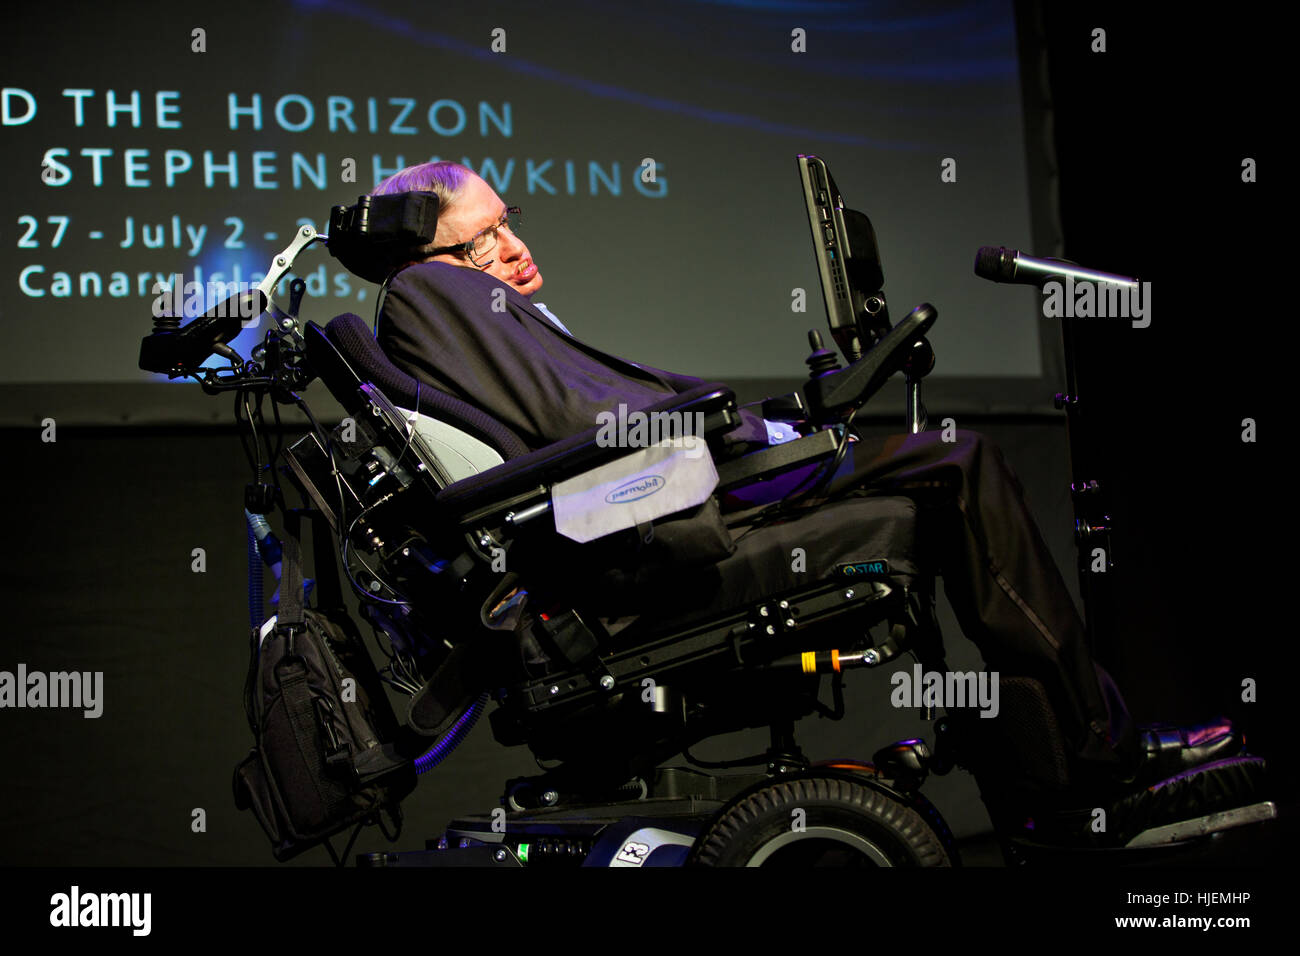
top-left (689, 774), bottom-right (951, 867)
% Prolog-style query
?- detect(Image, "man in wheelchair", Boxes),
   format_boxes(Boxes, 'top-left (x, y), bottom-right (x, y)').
top-left (319, 160), bottom-right (1268, 860)
top-left (173, 156), bottom-right (1268, 865)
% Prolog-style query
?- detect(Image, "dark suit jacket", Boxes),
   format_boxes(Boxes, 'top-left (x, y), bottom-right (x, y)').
top-left (376, 261), bottom-right (769, 453)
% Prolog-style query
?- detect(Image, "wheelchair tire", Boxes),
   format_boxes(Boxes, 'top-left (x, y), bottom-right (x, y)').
top-left (689, 773), bottom-right (951, 867)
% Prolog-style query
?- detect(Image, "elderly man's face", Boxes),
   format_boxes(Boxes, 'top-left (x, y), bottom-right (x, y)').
top-left (430, 173), bottom-right (543, 297)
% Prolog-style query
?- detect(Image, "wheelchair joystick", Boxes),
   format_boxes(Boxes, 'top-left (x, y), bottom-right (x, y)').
top-left (152, 311), bottom-right (180, 333)
top-left (805, 329), bottom-right (841, 377)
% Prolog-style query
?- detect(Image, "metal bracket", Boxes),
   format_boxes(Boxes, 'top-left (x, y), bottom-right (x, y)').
top-left (256, 224), bottom-right (327, 324)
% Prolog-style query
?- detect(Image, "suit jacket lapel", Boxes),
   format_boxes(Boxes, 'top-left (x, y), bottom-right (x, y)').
top-left (502, 280), bottom-right (693, 393)
top-left (517, 296), bottom-right (577, 341)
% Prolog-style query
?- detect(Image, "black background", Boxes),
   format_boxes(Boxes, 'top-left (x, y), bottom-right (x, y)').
top-left (0, 0), bottom-right (1287, 936)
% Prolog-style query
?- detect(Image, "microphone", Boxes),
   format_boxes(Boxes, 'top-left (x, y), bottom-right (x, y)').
top-left (974, 246), bottom-right (1139, 288)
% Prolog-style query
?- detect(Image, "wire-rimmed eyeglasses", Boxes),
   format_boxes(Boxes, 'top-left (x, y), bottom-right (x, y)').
top-left (428, 206), bottom-right (522, 268)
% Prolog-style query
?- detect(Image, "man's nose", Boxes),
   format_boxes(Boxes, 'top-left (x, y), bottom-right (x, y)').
top-left (497, 228), bottom-right (527, 259)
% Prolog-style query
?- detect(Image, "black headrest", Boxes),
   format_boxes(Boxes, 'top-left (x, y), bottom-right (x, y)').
top-left (327, 192), bottom-right (440, 284)
top-left (323, 313), bottom-right (530, 460)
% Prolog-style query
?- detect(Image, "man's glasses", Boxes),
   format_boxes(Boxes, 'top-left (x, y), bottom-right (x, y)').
top-left (428, 206), bottom-right (522, 268)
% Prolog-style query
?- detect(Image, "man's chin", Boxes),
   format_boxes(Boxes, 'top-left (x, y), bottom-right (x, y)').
top-left (516, 272), bottom-right (543, 297)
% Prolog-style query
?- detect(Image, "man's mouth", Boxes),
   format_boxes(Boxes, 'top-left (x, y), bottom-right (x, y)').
top-left (514, 260), bottom-right (537, 281)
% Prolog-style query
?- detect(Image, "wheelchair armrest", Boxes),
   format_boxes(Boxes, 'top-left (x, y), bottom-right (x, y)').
top-left (435, 382), bottom-right (740, 523)
top-left (714, 428), bottom-right (841, 492)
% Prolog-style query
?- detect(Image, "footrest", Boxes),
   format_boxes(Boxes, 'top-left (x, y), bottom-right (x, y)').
top-left (1007, 755), bottom-right (1272, 851)
top-left (1112, 756), bottom-right (1271, 846)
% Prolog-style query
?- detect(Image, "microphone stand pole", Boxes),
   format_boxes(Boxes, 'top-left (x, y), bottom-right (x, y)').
top-left (1055, 296), bottom-right (1117, 664)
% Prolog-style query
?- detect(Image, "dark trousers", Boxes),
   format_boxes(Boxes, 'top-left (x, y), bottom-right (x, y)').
top-left (723, 428), bottom-right (1141, 784)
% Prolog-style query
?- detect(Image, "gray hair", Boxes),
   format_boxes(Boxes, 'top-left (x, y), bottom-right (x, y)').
top-left (370, 161), bottom-right (475, 261)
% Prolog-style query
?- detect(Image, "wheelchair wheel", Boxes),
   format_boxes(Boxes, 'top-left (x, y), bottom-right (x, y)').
top-left (689, 773), bottom-right (952, 867)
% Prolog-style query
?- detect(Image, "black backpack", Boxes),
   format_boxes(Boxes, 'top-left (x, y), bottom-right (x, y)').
top-left (233, 509), bottom-right (416, 863)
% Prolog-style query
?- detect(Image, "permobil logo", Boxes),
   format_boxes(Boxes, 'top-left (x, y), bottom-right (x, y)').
top-left (605, 475), bottom-right (665, 504)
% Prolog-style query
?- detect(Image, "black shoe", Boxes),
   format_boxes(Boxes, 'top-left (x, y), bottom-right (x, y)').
top-left (1132, 717), bottom-right (1243, 787)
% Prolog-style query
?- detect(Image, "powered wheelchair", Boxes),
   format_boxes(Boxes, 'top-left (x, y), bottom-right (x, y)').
top-left (139, 168), bottom-right (1274, 868)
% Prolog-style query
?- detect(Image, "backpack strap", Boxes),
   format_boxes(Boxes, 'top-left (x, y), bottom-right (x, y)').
top-left (279, 509), bottom-right (305, 651)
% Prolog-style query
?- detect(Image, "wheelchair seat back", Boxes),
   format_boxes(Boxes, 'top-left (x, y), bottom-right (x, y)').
top-left (316, 311), bottom-right (529, 474)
